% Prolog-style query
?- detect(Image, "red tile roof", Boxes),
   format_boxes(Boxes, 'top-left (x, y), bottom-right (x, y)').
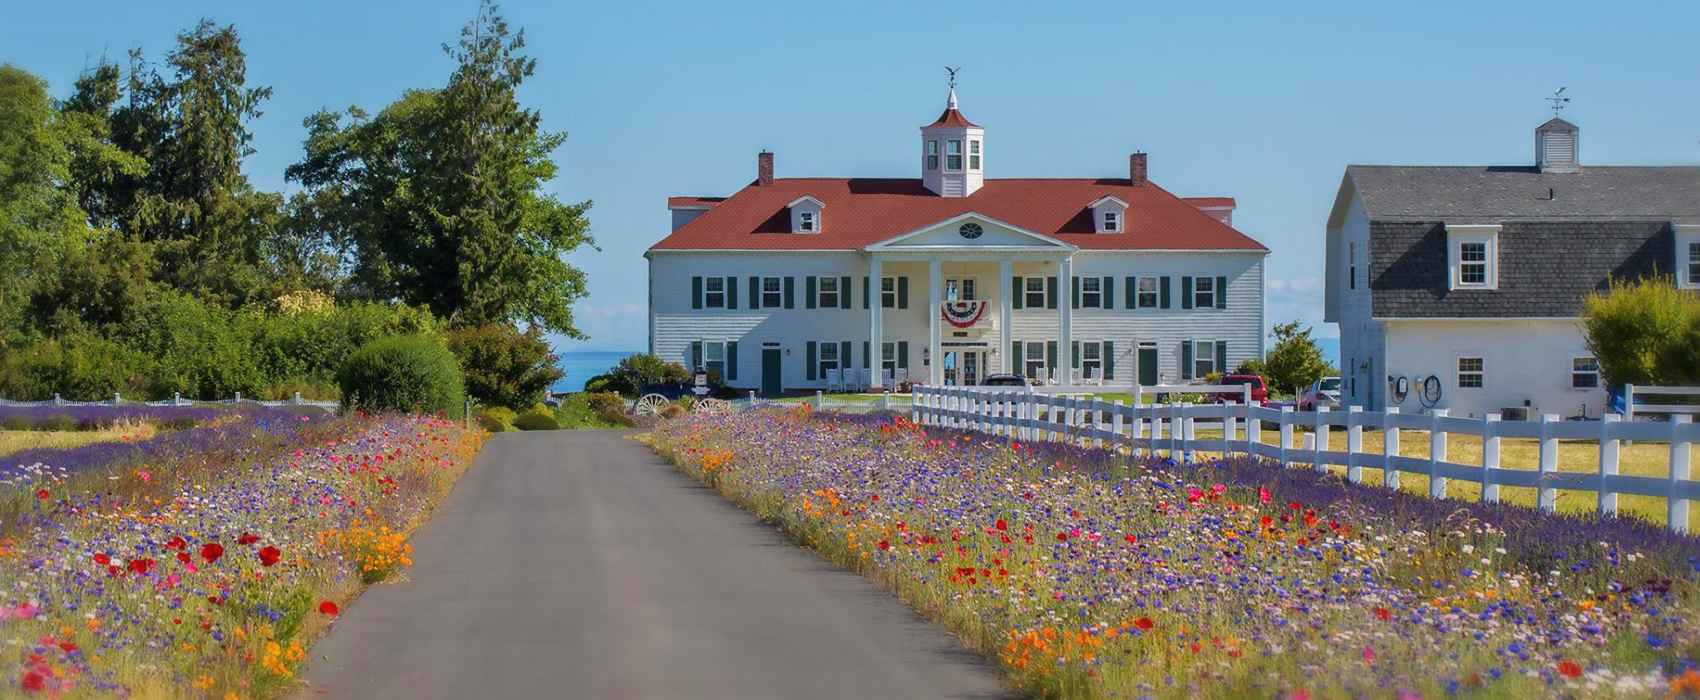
top-left (667, 196), bottom-right (726, 209)
top-left (925, 108), bottom-right (979, 128)
top-left (651, 178), bottom-right (1267, 252)
top-left (1181, 197), bottom-right (1236, 208)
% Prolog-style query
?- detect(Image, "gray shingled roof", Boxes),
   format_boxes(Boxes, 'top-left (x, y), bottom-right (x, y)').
top-left (1348, 165), bottom-right (1700, 225)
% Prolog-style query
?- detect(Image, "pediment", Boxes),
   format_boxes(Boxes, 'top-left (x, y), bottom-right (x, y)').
top-left (864, 213), bottom-right (1076, 251)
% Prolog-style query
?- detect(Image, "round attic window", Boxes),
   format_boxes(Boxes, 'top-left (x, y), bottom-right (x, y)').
top-left (958, 223), bottom-right (984, 239)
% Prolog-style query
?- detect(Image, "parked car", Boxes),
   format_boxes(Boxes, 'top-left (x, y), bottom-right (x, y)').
top-left (1297, 377), bottom-right (1342, 412)
top-left (1209, 374), bottom-right (1269, 407)
top-left (981, 374), bottom-right (1033, 390)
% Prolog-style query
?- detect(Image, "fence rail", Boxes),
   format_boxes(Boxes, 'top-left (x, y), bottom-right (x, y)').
top-left (910, 385), bottom-right (1698, 533)
top-left (0, 392), bottom-right (339, 409)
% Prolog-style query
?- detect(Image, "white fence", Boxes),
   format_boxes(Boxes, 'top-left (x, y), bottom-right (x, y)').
top-left (910, 386), bottom-right (1699, 533)
top-left (0, 392), bottom-right (339, 409)
top-left (1624, 384), bottom-right (1700, 420)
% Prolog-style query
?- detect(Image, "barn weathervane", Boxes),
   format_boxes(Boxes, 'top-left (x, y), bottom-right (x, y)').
top-left (945, 66), bottom-right (960, 90)
top-left (1548, 87), bottom-right (1570, 116)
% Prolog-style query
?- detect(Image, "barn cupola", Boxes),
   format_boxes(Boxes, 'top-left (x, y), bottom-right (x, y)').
top-left (920, 83), bottom-right (984, 197)
top-left (1536, 117), bottom-right (1580, 174)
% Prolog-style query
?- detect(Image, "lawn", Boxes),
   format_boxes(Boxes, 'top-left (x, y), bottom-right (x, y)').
top-left (0, 408), bottom-right (484, 698)
top-left (648, 407), bottom-right (1700, 700)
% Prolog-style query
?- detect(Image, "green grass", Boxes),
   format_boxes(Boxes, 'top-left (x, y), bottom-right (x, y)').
top-left (0, 422), bottom-right (157, 456)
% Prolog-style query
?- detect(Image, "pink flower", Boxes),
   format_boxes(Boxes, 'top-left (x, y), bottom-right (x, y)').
top-left (1259, 487), bottom-right (1272, 504)
top-left (1363, 647), bottom-right (1375, 662)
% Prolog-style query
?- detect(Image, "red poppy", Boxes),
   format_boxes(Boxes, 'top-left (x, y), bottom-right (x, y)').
top-left (1055, 533), bottom-right (1068, 542)
top-left (165, 536), bottom-right (187, 550)
top-left (1259, 487), bottom-right (1271, 504)
top-left (57, 641), bottom-right (77, 653)
top-left (35, 489), bottom-right (49, 500)
top-left (20, 671), bottom-right (44, 692)
top-left (127, 558), bottom-right (154, 575)
top-left (257, 546), bottom-right (281, 567)
top-left (92, 553), bottom-right (110, 566)
top-left (1132, 617), bottom-right (1155, 630)
top-left (200, 543), bottom-right (224, 563)
top-left (995, 519), bottom-right (1007, 531)
top-left (1289, 501), bottom-right (1302, 510)
top-left (176, 552), bottom-right (192, 564)
top-left (236, 533), bottom-right (259, 546)
top-left (319, 601), bottom-right (340, 615)
top-left (1558, 661), bottom-right (1582, 679)
top-left (1374, 607), bottom-right (1391, 621)
top-left (876, 540), bottom-right (890, 551)
top-left (1125, 534), bottom-right (1137, 544)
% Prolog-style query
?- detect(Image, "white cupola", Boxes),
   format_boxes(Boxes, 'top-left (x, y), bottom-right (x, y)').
top-left (920, 88), bottom-right (984, 197)
top-left (1536, 117), bottom-right (1579, 174)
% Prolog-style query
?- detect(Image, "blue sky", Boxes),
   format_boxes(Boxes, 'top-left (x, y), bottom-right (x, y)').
top-left (9, 0), bottom-right (1699, 352)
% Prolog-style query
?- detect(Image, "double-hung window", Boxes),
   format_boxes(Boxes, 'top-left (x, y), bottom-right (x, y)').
top-left (945, 278), bottom-right (976, 301)
top-left (1457, 357), bottom-right (1484, 389)
top-left (818, 277), bottom-right (839, 308)
top-left (1448, 225), bottom-right (1499, 289)
top-left (926, 140), bottom-right (939, 170)
top-left (1024, 277), bottom-right (1046, 308)
top-left (1024, 342), bottom-right (1046, 379)
top-left (1688, 242), bottom-right (1700, 287)
top-left (1192, 277), bottom-right (1215, 309)
top-left (703, 341), bottom-right (726, 380)
top-left (798, 212), bottom-right (815, 232)
top-left (818, 341), bottom-right (840, 379)
top-left (1081, 341), bottom-right (1103, 380)
top-left (969, 140), bottom-right (981, 170)
top-left (761, 277), bottom-right (782, 308)
top-left (1572, 357), bottom-right (1599, 389)
top-left (704, 277), bottom-right (727, 308)
top-left (1459, 243), bottom-right (1487, 285)
top-left (1193, 339), bottom-right (1215, 378)
top-left (1103, 211), bottom-right (1119, 232)
top-left (946, 140), bottom-right (962, 170)
top-left (881, 341), bottom-right (897, 374)
top-left (1081, 277), bottom-right (1102, 308)
top-left (1137, 276), bottom-right (1159, 308)
top-left (880, 277), bottom-right (897, 308)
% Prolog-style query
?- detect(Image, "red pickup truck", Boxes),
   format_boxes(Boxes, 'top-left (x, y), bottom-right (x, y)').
top-left (1210, 374), bottom-right (1270, 407)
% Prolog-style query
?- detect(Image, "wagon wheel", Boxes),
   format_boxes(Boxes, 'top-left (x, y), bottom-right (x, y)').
top-left (694, 398), bottom-right (731, 415)
top-left (632, 394), bottom-right (670, 417)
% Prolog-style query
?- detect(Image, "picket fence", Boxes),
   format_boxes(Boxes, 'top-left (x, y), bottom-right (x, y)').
top-left (910, 385), bottom-right (1699, 534)
top-left (0, 392), bottom-right (339, 409)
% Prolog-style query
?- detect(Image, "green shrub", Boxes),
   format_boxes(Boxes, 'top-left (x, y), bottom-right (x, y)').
top-left (0, 334), bottom-right (157, 401)
top-left (587, 353), bottom-right (690, 397)
top-left (1583, 276), bottom-right (1700, 388)
top-left (586, 391), bottom-right (628, 418)
top-left (338, 335), bottom-right (466, 415)
top-left (476, 406), bottom-right (517, 432)
top-left (512, 407), bottom-right (559, 431)
top-left (659, 404), bottom-right (686, 420)
top-left (1, 415), bottom-right (31, 431)
top-left (444, 324), bottom-right (564, 410)
top-left (38, 414), bottom-right (75, 431)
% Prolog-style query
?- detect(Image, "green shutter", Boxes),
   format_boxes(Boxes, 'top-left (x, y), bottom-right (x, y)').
top-left (806, 341), bottom-right (817, 381)
top-left (1181, 276), bottom-right (1194, 309)
top-left (1215, 341), bottom-right (1227, 375)
top-left (840, 276), bottom-right (852, 309)
top-left (1046, 341), bottom-right (1059, 372)
top-left (862, 277), bottom-right (870, 309)
top-left (898, 277), bottom-right (909, 308)
top-left (727, 342), bottom-right (738, 381)
top-left (862, 341), bottom-right (870, 368)
top-left (1011, 276), bottom-right (1024, 310)
top-left (1072, 276), bottom-right (1081, 309)
top-left (1160, 276), bottom-right (1171, 309)
top-left (805, 276), bottom-right (817, 309)
top-left (1181, 341), bottom-right (1193, 380)
top-left (691, 277), bottom-right (703, 309)
top-left (1072, 340), bottom-right (1080, 368)
top-left (1103, 276), bottom-right (1115, 309)
top-left (691, 341), bottom-right (703, 370)
top-left (1216, 276), bottom-right (1228, 309)
top-left (727, 277), bottom-right (738, 309)
top-left (1011, 341), bottom-right (1024, 374)
top-left (840, 341), bottom-right (852, 371)
top-left (1125, 277), bottom-right (1136, 309)
top-left (897, 341), bottom-right (909, 369)
top-left (749, 276), bottom-right (760, 309)
top-left (1046, 276), bottom-right (1059, 309)
top-left (784, 277), bottom-right (795, 309)
top-left (1103, 341), bottom-right (1115, 380)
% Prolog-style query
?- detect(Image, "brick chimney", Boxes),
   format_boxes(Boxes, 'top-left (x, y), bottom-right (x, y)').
top-left (1129, 152), bottom-right (1147, 186)
top-left (757, 151), bottom-right (774, 186)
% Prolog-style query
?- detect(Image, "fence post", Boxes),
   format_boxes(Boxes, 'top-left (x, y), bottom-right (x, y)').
top-left (1670, 415), bottom-right (1691, 533)
top-left (1314, 406), bottom-right (1330, 472)
top-left (1482, 415), bottom-right (1501, 502)
top-left (1223, 402), bottom-right (1238, 457)
top-left (52, 393), bottom-right (62, 406)
top-left (1597, 414), bottom-right (1620, 516)
top-left (1346, 406), bottom-right (1363, 483)
top-left (1112, 400), bottom-right (1125, 450)
top-left (1181, 402), bottom-right (1195, 464)
top-left (1278, 406), bottom-right (1294, 469)
top-left (1624, 383), bottom-right (1636, 424)
top-left (816, 390), bottom-right (825, 410)
top-left (1538, 414), bottom-right (1559, 512)
top-left (113, 392), bottom-right (121, 406)
top-left (1248, 405), bottom-right (1262, 460)
top-left (293, 391), bottom-right (303, 405)
top-left (463, 397), bottom-right (471, 429)
top-left (1428, 409), bottom-right (1449, 499)
top-left (1383, 408), bottom-right (1401, 490)
top-left (173, 392), bottom-right (183, 406)
top-left (233, 391), bottom-right (241, 404)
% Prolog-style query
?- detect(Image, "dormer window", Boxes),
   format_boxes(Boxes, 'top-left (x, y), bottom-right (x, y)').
top-left (1089, 195), bottom-right (1128, 234)
top-left (799, 212), bottom-right (815, 232)
top-left (1446, 224), bottom-right (1500, 290)
top-left (788, 196), bottom-right (824, 234)
top-left (1678, 226), bottom-right (1700, 290)
top-left (926, 140), bottom-right (939, 170)
top-left (1103, 212), bottom-right (1119, 232)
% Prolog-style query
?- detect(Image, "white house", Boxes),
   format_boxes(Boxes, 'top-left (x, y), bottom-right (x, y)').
top-left (647, 88), bottom-right (1270, 393)
top-left (1324, 117), bottom-right (1700, 418)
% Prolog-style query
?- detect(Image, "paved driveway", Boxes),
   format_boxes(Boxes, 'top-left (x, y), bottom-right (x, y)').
top-left (298, 430), bottom-right (1012, 700)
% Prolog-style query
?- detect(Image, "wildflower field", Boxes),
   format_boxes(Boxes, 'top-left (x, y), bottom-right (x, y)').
top-left (649, 407), bottom-right (1700, 700)
top-left (1, 407), bottom-right (483, 697)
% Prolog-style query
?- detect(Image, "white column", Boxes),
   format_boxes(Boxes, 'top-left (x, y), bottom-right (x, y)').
top-left (869, 257), bottom-right (883, 389)
top-left (928, 258), bottom-right (943, 385)
top-left (1058, 256), bottom-right (1073, 385)
top-left (998, 258), bottom-right (1012, 374)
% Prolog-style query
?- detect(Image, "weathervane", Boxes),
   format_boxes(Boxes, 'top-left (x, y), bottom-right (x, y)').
top-left (945, 66), bottom-right (960, 90)
top-left (1548, 87), bottom-right (1569, 116)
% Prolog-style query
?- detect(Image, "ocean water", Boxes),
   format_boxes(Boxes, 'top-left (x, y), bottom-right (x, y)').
top-left (552, 350), bottom-right (640, 393)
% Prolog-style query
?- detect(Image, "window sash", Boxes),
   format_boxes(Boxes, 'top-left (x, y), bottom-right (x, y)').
top-left (1459, 242), bottom-right (1488, 285)
top-left (1458, 357), bottom-right (1484, 388)
top-left (1137, 277), bottom-right (1159, 308)
top-left (1193, 277), bottom-right (1214, 309)
top-left (881, 342), bottom-right (897, 373)
top-left (799, 212), bottom-right (814, 231)
top-left (1104, 212), bottom-right (1119, 231)
top-left (880, 277), bottom-right (896, 308)
top-left (702, 341), bottom-right (726, 380)
top-left (1025, 343), bottom-right (1046, 378)
top-left (1193, 340), bottom-right (1214, 377)
top-left (762, 277), bottom-right (782, 307)
top-left (1025, 277), bottom-right (1046, 307)
top-left (969, 155), bottom-right (980, 170)
top-left (1689, 242), bottom-right (1700, 285)
top-left (818, 341), bottom-right (840, 378)
top-left (818, 277), bottom-right (838, 307)
top-left (1572, 357), bottom-right (1599, 389)
top-left (1081, 277), bottom-right (1101, 308)
top-left (947, 154), bottom-right (962, 170)
top-left (704, 277), bottom-right (726, 307)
